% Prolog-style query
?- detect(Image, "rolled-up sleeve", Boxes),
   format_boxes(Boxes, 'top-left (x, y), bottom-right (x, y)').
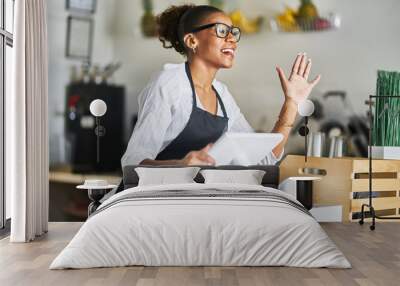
top-left (228, 96), bottom-right (284, 166)
top-left (121, 83), bottom-right (172, 167)
top-left (259, 149), bottom-right (284, 165)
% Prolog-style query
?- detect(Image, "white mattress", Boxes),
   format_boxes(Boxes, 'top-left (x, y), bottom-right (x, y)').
top-left (50, 183), bottom-right (351, 269)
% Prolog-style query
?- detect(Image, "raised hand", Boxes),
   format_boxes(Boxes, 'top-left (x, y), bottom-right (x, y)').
top-left (276, 53), bottom-right (321, 104)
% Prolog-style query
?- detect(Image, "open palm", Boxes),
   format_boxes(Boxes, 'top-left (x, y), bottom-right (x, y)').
top-left (276, 53), bottom-right (321, 104)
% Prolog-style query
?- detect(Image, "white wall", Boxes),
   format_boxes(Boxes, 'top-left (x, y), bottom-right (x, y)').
top-left (47, 0), bottom-right (115, 163)
top-left (112, 0), bottom-right (400, 130)
top-left (48, 0), bottom-right (400, 162)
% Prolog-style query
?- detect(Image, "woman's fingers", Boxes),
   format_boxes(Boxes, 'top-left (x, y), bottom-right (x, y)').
top-left (303, 59), bottom-right (312, 79)
top-left (205, 155), bottom-right (215, 165)
top-left (184, 145), bottom-right (216, 166)
top-left (276, 66), bottom-right (288, 89)
top-left (199, 149), bottom-right (215, 164)
top-left (290, 53), bottom-right (302, 78)
top-left (196, 153), bottom-right (214, 165)
top-left (298, 53), bottom-right (307, 76)
top-left (310, 74), bottom-right (322, 87)
top-left (187, 146), bottom-right (215, 165)
top-left (202, 144), bottom-right (216, 165)
top-left (201, 143), bottom-right (213, 153)
top-left (186, 155), bottom-right (210, 166)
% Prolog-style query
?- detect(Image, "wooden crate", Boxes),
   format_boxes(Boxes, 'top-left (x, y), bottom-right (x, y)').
top-left (350, 159), bottom-right (400, 222)
top-left (280, 155), bottom-right (354, 222)
top-left (280, 155), bottom-right (400, 222)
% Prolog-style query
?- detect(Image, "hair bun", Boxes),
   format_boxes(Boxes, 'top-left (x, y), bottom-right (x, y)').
top-left (157, 5), bottom-right (194, 55)
top-left (157, 5), bottom-right (223, 56)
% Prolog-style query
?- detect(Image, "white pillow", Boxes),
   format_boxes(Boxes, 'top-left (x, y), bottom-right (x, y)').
top-left (135, 167), bottom-right (200, 186)
top-left (200, 169), bottom-right (266, 185)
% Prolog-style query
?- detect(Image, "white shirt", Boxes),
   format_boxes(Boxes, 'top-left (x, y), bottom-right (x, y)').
top-left (121, 63), bottom-right (283, 167)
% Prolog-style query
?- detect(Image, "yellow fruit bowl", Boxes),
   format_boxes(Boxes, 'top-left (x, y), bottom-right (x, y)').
top-left (229, 10), bottom-right (264, 34)
top-left (270, 12), bottom-right (341, 33)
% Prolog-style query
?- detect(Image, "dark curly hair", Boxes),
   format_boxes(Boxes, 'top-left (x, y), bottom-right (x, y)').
top-left (157, 4), bottom-right (223, 55)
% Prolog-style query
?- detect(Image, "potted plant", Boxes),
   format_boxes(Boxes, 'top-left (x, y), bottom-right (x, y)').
top-left (141, 0), bottom-right (157, 37)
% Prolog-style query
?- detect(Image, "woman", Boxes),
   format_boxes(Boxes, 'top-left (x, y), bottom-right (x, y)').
top-left (121, 4), bottom-right (321, 167)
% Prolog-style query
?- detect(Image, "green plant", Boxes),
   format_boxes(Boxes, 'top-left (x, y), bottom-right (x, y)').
top-left (298, 0), bottom-right (319, 20)
top-left (141, 0), bottom-right (157, 37)
top-left (142, 0), bottom-right (153, 13)
top-left (208, 0), bottom-right (224, 10)
top-left (373, 70), bottom-right (400, 146)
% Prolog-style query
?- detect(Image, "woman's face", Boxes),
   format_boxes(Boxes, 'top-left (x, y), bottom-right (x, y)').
top-left (190, 12), bottom-right (238, 69)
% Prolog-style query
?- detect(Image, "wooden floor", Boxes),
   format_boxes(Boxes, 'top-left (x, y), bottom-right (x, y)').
top-left (0, 222), bottom-right (399, 286)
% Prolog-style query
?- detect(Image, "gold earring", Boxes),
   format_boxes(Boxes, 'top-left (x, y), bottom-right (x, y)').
top-left (192, 46), bottom-right (197, 54)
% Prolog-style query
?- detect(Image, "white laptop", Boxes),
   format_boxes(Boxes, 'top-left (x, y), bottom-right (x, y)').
top-left (208, 132), bottom-right (284, 165)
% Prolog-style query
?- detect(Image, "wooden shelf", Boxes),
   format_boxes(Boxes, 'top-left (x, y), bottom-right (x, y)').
top-left (49, 165), bottom-right (121, 185)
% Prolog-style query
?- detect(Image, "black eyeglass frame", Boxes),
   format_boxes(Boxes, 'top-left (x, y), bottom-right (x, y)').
top-left (190, 22), bottom-right (241, 42)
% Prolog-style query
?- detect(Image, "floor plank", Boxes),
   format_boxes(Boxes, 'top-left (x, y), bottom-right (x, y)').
top-left (0, 222), bottom-right (399, 286)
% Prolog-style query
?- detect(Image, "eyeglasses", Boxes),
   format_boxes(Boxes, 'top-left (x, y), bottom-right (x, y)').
top-left (190, 22), bottom-right (241, 43)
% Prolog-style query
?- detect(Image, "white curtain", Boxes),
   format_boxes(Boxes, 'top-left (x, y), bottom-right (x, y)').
top-left (6, 0), bottom-right (49, 242)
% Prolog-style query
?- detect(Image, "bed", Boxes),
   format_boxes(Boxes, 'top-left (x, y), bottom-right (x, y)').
top-left (50, 165), bottom-right (351, 269)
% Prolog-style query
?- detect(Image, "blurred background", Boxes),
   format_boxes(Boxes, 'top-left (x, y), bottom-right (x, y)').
top-left (47, 0), bottom-right (400, 221)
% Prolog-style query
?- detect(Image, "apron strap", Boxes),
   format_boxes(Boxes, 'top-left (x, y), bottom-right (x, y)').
top-left (185, 61), bottom-right (228, 118)
top-left (185, 62), bottom-right (197, 109)
top-left (213, 86), bottom-right (228, 118)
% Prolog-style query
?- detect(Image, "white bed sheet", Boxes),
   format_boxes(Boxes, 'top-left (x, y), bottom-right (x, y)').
top-left (50, 183), bottom-right (351, 269)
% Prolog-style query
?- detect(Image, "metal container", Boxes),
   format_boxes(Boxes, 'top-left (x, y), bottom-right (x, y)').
top-left (307, 132), bottom-right (325, 157)
top-left (328, 136), bottom-right (344, 158)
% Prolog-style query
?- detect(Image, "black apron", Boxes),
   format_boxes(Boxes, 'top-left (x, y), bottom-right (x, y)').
top-left (156, 62), bottom-right (229, 160)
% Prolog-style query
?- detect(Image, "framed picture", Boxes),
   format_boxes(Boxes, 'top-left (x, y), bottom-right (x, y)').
top-left (66, 16), bottom-right (94, 62)
top-left (66, 0), bottom-right (97, 14)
